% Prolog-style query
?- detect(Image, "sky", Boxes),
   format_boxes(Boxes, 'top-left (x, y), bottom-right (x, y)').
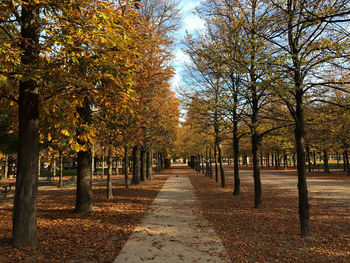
top-left (170, 0), bottom-right (205, 92)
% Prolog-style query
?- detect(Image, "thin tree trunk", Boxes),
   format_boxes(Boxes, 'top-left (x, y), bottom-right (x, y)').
top-left (132, 146), bottom-right (140, 185)
top-left (146, 149), bottom-right (153, 179)
top-left (59, 152), bottom-right (63, 188)
top-left (91, 144), bottom-right (95, 178)
top-left (323, 149), bottom-right (330, 174)
top-left (140, 147), bottom-right (146, 182)
top-left (217, 142), bottom-right (225, 188)
top-left (107, 146), bottom-right (113, 199)
top-left (252, 132), bottom-right (262, 208)
top-left (101, 151), bottom-right (105, 180)
top-left (12, 3), bottom-right (41, 247)
top-left (295, 91), bottom-right (311, 236)
top-left (283, 150), bottom-right (287, 169)
top-left (233, 128), bottom-right (240, 195)
top-left (53, 156), bottom-right (56, 179)
top-left (214, 143), bottom-right (218, 183)
top-left (124, 145), bottom-right (129, 188)
top-left (4, 155), bottom-right (9, 180)
top-left (209, 147), bottom-right (213, 179)
top-left (205, 147), bottom-right (210, 177)
top-left (344, 149), bottom-right (350, 176)
top-left (306, 144), bottom-right (312, 172)
top-left (37, 154), bottom-right (40, 179)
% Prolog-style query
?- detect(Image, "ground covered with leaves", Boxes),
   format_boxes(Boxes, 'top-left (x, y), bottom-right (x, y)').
top-left (0, 174), bottom-right (168, 262)
top-left (189, 171), bottom-right (350, 263)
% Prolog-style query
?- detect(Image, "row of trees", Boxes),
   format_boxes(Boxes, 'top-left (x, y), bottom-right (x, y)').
top-left (176, 0), bottom-right (350, 237)
top-left (0, 0), bottom-right (180, 247)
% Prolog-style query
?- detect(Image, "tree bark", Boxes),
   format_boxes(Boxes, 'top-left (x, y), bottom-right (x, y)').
top-left (295, 90), bottom-right (311, 236)
top-left (344, 149), bottom-right (350, 176)
top-left (217, 142), bottom-right (225, 188)
top-left (209, 147), bottom-right (213, 179)
top-left (140, 147), bottom-right (146, 181)
top-left (233, 128), bottom-right (240, 195)
top-left (12, 2), bottom-right (40, 247)
top-left (4, 155), bottom-right (8, 180)
top-left (252, 132), bottom-right (262, 208)
top-left (132, 146), bottom-right (140, 185)
top-left (146, 149), bottom-right (153, 179)
top-left (75, 98), bottom-right (93, 213)
top-left (101, 151), bottom-right (105, 180)
top-left (53, 156), bottom-right (56, 179)
top-left (323, 149), bottom-right (330, 174)
top-left (91, 144), bottom-right (95, 178)
top-left (107, 146), bottom-right (113, 199)
top-left (58, 151), bottom-right (63, 188)
top-left (214, 143), bottom-right (218, 183)
top-left (306, 144), bottom-right (312, 172)
top-left (124, 145), bottom-right (129, 188)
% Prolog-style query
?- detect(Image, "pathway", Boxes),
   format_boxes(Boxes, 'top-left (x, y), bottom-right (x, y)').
top-left (114, 167), bottom-right (230, 263)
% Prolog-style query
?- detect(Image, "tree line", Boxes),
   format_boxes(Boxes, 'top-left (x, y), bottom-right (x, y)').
top-left (174, 0), bottom-right (350, 237)
top-left (0, 0), bottom-right (181, 248)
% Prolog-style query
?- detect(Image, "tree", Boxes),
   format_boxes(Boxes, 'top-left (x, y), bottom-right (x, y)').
top-left (265, 0), bottom-right (350, 236)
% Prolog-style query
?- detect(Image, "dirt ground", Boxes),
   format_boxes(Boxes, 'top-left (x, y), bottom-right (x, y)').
top-left (190, 166), bottom-right (350, 263)
top-left (0, 173), bottom-right (168, 263)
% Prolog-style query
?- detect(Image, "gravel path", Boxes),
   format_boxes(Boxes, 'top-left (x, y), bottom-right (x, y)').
top-left (114, 167), bottom-right (230, 263)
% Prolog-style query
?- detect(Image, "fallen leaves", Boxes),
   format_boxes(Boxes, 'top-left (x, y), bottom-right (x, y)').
top-left (189, 169), bottom-right (350, 263)
top-left (0, 174), bottom-right (168, 263)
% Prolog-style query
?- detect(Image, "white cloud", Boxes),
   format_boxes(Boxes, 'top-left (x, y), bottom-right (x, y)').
top-left (173, 49), bottom-right (191, 67)
top-left (170, 69), bottom-right (183, 88)
top-left (183, 14), bottom-right (205, 32)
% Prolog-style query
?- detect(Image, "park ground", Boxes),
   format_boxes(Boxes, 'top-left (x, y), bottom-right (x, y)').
top-left (0, 165), bottom-right (349, 262)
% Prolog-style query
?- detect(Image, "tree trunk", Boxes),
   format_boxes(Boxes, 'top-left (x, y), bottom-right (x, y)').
top-left (209, 147), bottom-right (213, 179)
top-left (132, 146), bottom-right (140, 185)
top-left (91, 144), bottom-right (95, 178)
top-left (214, 143), bottom-right (218, 183)
top-left (295, 91), bottom-right (311, 236)
top-left (344, 149), bottom-right (350, 176)
top-left (140, 147), bottom-right (146, 182)
top-left (53, 156), bottom-right (56, 179)
top-left (12, 3), bottom-right (41, 247)
top-left (124, 145), bottom-right (129, 188)
top-left (267, 153), bottom-right (270, 168)
top-left (306, 144), bottom-right (312, 172)
top-left (283, 150), bottom-right (287, 169)
top-left (271, 153), bottom-right (274, 168)
top-left (37, 155), bottom-right (40, 179)
top-left (201, 153), bottom-right (205, 174)
top-left (58, 151), bottom-right (63, 188)
top-left (4, 155), bottom-right (8, 180)
top-left (76, 150), bottom-right (93, 212)
top-left (107, 146), bottom-right (113, 199)
top-left (146, 149), bottom-right (153, 179)
top-left (323, 149), bottom-right (330, 174)
top-left (252, 132), bottom-right (262, 208)
top-left (75, 98), bottom-right (93, 213)
top-left (217, 142), bottom-right (225, 188)
top-left (233, 127), bottom-right (240, 195)
top-left (205, 147), bottom-right (210, 177)
top-left (101, 151), bottom-right (105, 180)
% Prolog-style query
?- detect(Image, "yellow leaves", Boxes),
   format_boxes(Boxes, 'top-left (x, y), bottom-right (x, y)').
top-left (61, 129), bottom-right (70, 137)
